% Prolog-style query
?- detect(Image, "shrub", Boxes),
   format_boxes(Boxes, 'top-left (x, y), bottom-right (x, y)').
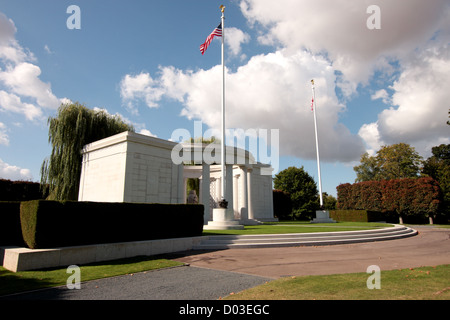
top-left (274, 166), bottom-right (319, 220)
top-left (329, 210), bottom-right (386, 222)
top-left (337, 177), bottom-right (443, 223)
top-left (20, 200), bottom-right (204, 249)
top-left (273, 189), bottom-right (293, 220)
top-left (0, 201), bottom-right (24, 246)
top-left (0, 179), bottom-right (47, 201)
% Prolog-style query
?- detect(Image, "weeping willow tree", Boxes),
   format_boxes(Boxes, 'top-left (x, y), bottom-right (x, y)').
top-left (40, 102), bottom-right (134, 200)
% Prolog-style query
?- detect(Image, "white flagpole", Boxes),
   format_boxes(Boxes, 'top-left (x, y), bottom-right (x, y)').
top-left (220, 5), bottom-right (226, 203)
top-left (311, 79), bottom-right (323, 208)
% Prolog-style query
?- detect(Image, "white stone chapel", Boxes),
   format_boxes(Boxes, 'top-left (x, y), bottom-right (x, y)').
top-left (78, 131), bottom-right (277, 228)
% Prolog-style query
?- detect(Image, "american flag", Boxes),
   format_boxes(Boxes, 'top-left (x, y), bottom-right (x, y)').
top-left (311, 98), bottom-right (314, 112)
top-left (200, 23), bottom-right (222, 55)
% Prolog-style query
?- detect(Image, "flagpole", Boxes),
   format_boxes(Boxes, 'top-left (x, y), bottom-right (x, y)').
top-left (311, 79), bottom-right (323, 208)
top-left (220, 5), bottom-right (226, 203)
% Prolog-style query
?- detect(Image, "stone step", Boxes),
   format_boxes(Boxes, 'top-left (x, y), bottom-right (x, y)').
top-left (193, 225), bottom-right (418, 249)
top-left (202, 225), bottom-right (408, 239)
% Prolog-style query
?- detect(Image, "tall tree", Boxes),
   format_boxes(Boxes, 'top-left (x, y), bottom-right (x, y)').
top-left (273, 166), bottom-right (319, 220)
top-left (354, 143), bottom-right (423, 182)
top-left (422, 144), bottom-right (450, 216)
top-left (40, 103), bottom-right (134, 200)
top-left (322, 192), bottom-right (337, 210)
top-left (353, 152), bottom-right (379, 182)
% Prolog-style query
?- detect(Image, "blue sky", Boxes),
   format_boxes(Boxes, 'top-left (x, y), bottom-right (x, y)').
top-left (0, 0), bottom-right (449, 197)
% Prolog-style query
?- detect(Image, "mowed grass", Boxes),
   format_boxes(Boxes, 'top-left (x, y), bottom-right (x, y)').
top-left (225, 265), bottom-right (450, 300)
top-left (0, 256), bottom-right (184, 296)
top-left (203, 221), bottom-right (393, 236)
top-left (0, 222), bottom-right (392, 297)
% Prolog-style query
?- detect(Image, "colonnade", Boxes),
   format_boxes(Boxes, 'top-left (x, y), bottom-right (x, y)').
top-left (183, 164), bottom-right (260, 225)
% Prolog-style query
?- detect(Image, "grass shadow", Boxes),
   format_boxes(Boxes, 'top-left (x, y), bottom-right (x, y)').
top-left (0, 255), bottom-right (184, 298)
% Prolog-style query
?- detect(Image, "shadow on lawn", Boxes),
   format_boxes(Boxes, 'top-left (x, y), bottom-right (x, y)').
top-left (0, 268), bottom-right (60, 298)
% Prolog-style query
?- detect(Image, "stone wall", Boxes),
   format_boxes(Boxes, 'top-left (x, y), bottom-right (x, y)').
top-left (251, 165), bottom-right (275, 221)
top-left (79, 131), bottom-right (184, 204)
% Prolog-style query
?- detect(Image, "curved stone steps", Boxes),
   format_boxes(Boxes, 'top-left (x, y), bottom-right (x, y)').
top-left (193, 225), bottom-right (418, 249)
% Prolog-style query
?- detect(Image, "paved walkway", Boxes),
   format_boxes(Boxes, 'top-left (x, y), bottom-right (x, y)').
top-left (1, 265), bottom-right (270, 300)
top-left (1, 226), bottom-right (449, 300)
top-left (173, 225), bottom-right (450, 278)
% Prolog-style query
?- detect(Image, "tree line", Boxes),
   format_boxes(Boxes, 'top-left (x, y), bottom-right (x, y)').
top-left (353, 143), bottom-right (449, 218)
top-left (273, 143), bottom-right (449, 222)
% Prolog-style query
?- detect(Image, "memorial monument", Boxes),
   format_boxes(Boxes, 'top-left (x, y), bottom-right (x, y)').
top-left (78, 131), bottom-right (277, 229)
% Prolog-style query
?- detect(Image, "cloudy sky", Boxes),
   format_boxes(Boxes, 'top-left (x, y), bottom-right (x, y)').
top-left (0, 0), bottom-right (449, 197)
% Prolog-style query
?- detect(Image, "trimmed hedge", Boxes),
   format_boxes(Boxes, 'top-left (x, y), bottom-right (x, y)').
top-left (337, 177), bottom-right (443, 221)
top-left (329, 210), bottom-right (386, 222)
top-left (0, 201), bottom-right (25, 246)
top-left (0, 179), bottom-right (47, 201)
top-left (20, 200), bottom-right (204, 249)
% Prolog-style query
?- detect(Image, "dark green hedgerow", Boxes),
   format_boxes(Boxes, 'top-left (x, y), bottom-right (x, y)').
top-left (0, 201), bottom-right (25, 246)
top-left (329, 210), bottom-right (386, 222)
top-left (20, 200), bottom-right (204, 249)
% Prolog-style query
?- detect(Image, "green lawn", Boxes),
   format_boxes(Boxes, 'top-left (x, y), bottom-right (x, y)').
top-left (203, 221), bottom-right (394, 236)
top-left (225, 264), bottom-right (450, 300)
top-left (0, 256), bottom-right (184, 296)
top-left (2, 222), bottom-right (444, 299)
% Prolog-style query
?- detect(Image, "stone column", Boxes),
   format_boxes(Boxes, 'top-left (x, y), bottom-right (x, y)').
top-left (201, 163), bottom-right (211, 224)
top-left (240, 166), bottom-right (248, 222)
top-left (183, 178), bottom-right (188, 204)
top-left (198, 177), bottom-right (203, 203)
top-left (226, 164), bottom-right (234, 215)
top-left (233, 173), bottom-right (240, 220)
top-left (268, 177), bottom-right (274, 220)
top-left (247, 168), bottom-right (254, 220)
top-left (177, 164), bottom-right (184, 204)
top-left (203, 164), bottom-right (244, 230)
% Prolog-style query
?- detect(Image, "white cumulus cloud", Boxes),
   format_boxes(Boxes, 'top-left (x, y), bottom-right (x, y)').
top-left (119, 72), bottom-right (165, 113)
top-left (0, 90), bottom-right (43, 121)
top-left (120, 50), bottom-right (366, 162)
top-left (373, 44), bottom-right (450, 156)
top-left (119, 0), bottom-right (450, 164)
top-left (240, 0), bottom-right (450, 94)
top-left (225, 27), bottom-right (250, 59)
top-left (0, 12), bottom-right (67, 121)
top-left (0, 158), bottom-right (32, 181)
top-left (238, 0), bottom-right (450, 158)
top-left (0, 122), bottom-right (9, 146)
top-left (371, 89), bottom-right (391, 105)
top-left (0, 62), bottom-right (61, 110)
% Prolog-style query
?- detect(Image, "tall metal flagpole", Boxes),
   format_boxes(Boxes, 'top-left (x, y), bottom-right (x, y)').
top-left (220, 5), bottom-right (226, 204)
top-left (311, 79), bottom-right (323, 208)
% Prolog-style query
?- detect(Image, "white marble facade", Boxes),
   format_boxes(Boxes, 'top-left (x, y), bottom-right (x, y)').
top-left (78, 131), bottom-right (277, 225)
